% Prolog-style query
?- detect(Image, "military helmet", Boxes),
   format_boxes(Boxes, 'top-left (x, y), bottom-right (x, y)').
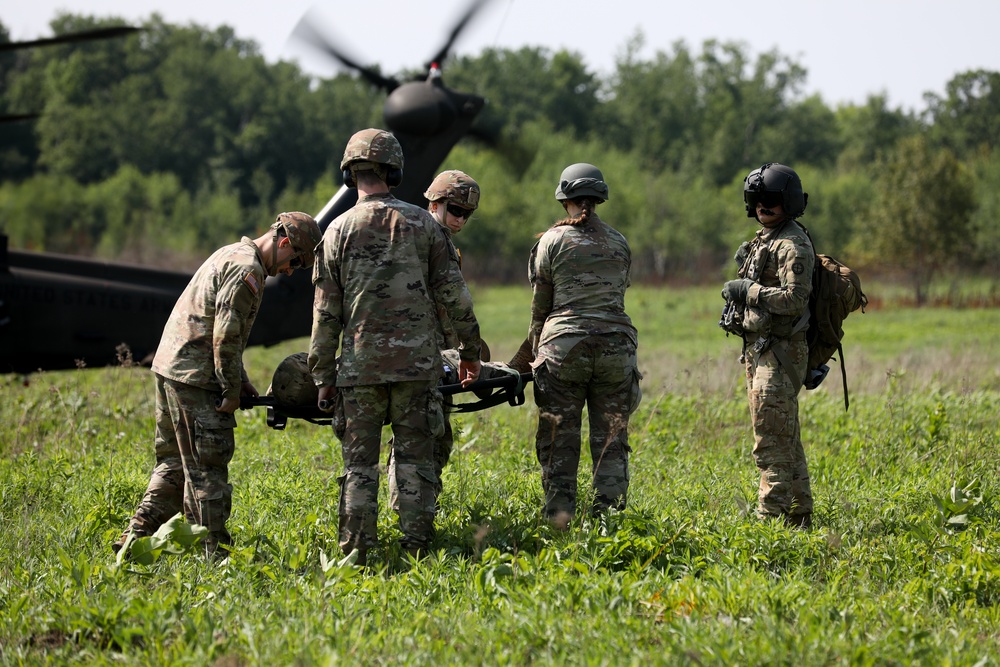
top-left (424, 170), bottom-right (480, 210)
top-left (743, 163), bottom-right (808, 219)
top-left (266, 352), bottom-right (318, 407)
top-left (272, 212), bottom-right (322, 268)
top-left (554, 163), bottom-right (609, 202)
top-left (340, 128), bottom-right (404, 171)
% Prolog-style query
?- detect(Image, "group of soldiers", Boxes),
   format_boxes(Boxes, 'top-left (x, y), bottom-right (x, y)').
top-left (113, 126), bottom-right (817, 564)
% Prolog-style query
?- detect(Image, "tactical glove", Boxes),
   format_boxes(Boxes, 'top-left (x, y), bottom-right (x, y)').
top-left (721, 278), bottom-right (752, 304)
top-left (734, 241), bottom-right (751, 268)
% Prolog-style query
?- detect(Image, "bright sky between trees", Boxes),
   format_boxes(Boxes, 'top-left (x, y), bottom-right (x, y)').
top-left (5, 0), bottom-right (999, 113)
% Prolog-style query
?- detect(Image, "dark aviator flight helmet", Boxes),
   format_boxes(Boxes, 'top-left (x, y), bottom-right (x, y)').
top-left (743, 163), bottom-right (808, 220)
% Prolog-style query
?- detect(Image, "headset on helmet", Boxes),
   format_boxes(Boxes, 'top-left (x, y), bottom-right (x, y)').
top-left (743, 162), bottom-right (808, 220)
top-left (340, 128), bottom-right (404, 189)
top-left (554, 163), bottom-right (609, 202)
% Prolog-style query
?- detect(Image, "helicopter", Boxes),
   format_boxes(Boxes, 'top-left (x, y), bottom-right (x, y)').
top-left (0, 1), bottom-right (492, 375)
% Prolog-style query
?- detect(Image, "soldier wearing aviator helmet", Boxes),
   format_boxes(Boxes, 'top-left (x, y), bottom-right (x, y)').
top-left (722, 162), bottom-right (815, 529)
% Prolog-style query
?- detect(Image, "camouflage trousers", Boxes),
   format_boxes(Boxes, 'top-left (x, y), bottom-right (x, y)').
top-left (387, 351), bottom-right (518, 510)
top-left (533, 333), bottom-right (640, 521)
top-left (745, 336), bottom-right (813, 520)
top-left (336, 380), bottom-right (444, 557)
top-left (126, 375), bottom-right (236, 557)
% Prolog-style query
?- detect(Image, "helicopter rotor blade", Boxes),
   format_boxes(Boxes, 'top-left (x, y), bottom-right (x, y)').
top-left (424, 0), bottom-right (491, 71)
top-left (0, 26), bottom-right (141, 53)
top-left (290, 12), bottom-right (400, 93)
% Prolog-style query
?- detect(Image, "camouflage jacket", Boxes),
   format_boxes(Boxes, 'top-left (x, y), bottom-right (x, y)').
top-left (152, 237), bottom-right (264, 399)
top-left (528, 213), bottom-right (637, 357)
top-left (309, 192), bottom-right (481, 387)
top-left (739, 219), bottom-right (814, 336)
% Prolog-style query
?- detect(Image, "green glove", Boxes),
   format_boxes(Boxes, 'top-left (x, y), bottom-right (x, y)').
top-left (722, 278), bottom-right (752, 304)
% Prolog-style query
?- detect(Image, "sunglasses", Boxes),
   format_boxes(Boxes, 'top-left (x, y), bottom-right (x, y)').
top-left (446, 203), bottom-right (474, 220)
top-left (745, 190), bottom-right (783, 209)
top-left (288, 254), bottom-right (303, 269)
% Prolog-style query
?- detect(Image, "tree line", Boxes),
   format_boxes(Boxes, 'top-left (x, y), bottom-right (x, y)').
top-left (2, 13), bottom-right (999, 300)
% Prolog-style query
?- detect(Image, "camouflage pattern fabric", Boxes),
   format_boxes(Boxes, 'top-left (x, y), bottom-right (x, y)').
top-left (533, 333), bottom-right (640, 520)
top-left (309, 192), bottom-right (481, 388)
top-left (152, 237), bottom-right (266, 401)
top-left (117, 236), bottom-right (266, 557)
top-left (745, 338), bottom-right (812, 520)
top-left (528, 213), bottom-right (640, 522)
top-left (527, 213), bottom-right (636, 357)
top-left (125, 376), bottom-right (236, 557)
top-left (309, 191), bottom-right (481, 558)
top-left (274, 212), bottom-right (323, 269)
top-left (739, 219), bottom-right (815, 522)
top-left (388, 349), bottom-right (517, 510)
top-left (424, 170), bottom-right (480, 209)
top-left (337, 380), bottom-right (443, 555)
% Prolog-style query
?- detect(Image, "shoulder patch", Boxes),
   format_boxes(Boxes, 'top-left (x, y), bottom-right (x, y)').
top-left (243, 272), bottom-right (260, 295)
top-left (792, 262), bottom-right (805, 275)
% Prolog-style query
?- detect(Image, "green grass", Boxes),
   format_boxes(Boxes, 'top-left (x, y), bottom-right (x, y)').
top-left (2, 285), bottom-right (1000, 665)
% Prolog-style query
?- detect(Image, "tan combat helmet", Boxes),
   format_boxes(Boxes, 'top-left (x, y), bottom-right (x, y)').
top-left (424, 170), bottom-right (480, 210)
top-left (272, 212), bottom-right (322, 268)
top-left (340, 128), bottom-right (404, 188)
top-left (266, 352), bottom-right (318, 407)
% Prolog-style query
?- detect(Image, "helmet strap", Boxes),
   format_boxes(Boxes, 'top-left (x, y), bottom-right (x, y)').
top-left (267, 227), bottom-right (282, 277)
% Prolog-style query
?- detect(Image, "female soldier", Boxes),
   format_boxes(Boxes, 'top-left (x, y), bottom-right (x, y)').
top-left (528, 163), bottom-right (641, 527)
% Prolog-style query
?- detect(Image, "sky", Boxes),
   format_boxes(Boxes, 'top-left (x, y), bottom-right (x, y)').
top-left (4, 0), bottom-right (999, 113)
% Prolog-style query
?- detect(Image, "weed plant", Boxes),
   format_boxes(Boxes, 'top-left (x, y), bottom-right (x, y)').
top-left (2, 286), bottom-right (1000, 665)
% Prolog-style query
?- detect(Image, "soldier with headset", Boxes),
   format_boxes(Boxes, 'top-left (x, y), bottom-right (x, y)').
top-left (722, 162), bottom-right (815, 529)
top-left (309, 129), bottom-right (482, 565)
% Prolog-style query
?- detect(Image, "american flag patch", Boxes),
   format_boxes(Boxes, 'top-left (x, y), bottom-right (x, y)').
top-left (243, 272), bottom-right (260, 295)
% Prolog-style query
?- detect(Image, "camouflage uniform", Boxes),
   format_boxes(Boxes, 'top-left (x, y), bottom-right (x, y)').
top-left (387, 349), bottom-right (518, 511)
top-left (383, 170), bottom-right (483, 509)
top-left (124, 237), bottom-right (266, 556)
top-left (739, 219), bottom-right (814, 522)
top-left (309, 192), bottom-right (481, 557)
top-left (529, 212), bottom-right (641, 520)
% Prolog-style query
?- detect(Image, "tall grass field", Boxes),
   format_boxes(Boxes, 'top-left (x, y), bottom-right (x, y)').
top-left (3, 284), bottom-right (1000, 665)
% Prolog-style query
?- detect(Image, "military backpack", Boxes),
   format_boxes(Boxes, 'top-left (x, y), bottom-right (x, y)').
top-left (799, 225), bottom-right (868, 409)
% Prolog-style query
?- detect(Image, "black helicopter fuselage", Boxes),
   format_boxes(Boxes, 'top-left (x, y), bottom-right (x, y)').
top-left (1, 4), bottom-right (490, 374)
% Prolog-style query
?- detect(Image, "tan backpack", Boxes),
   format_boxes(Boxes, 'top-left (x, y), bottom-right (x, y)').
top-left (800, 226), bottom-right (868, 409)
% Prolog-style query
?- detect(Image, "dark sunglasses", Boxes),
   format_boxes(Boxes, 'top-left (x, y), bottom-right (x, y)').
top-left (745, 190), bottom-right (783, 209)
top-left (288, 254), bottom-right (303, 269)
top-left (446, 203), bottom-right (474, 220)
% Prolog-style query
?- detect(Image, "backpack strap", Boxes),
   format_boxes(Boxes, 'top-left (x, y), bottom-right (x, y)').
top-left (838, 342), bottom-right (850, 411)
top-left (770, 340), bottom-right (805, 391)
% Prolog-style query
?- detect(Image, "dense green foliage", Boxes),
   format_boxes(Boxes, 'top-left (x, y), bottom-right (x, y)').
top-left (3, 285), bottom-right (1000, 664)
top-left (2, 14), bottom-right (1000, 289)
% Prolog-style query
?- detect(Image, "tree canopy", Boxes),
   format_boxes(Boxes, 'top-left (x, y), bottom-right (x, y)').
top-left (1, 12), bottom-right (998, 295)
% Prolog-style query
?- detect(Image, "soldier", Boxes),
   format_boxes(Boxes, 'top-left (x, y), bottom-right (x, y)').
top-left (722, 162), bottom-right (814, 528)
top-left (425, 169), bottom-right (480, 245)
top-left (529, 163), bottom-right (641, 527)
top-left (386, 169), bottom-right (482, 511)
top-left (309, 128), bottom-right (482, 565)
top-left (114, 212), bottom-right (322, 558)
